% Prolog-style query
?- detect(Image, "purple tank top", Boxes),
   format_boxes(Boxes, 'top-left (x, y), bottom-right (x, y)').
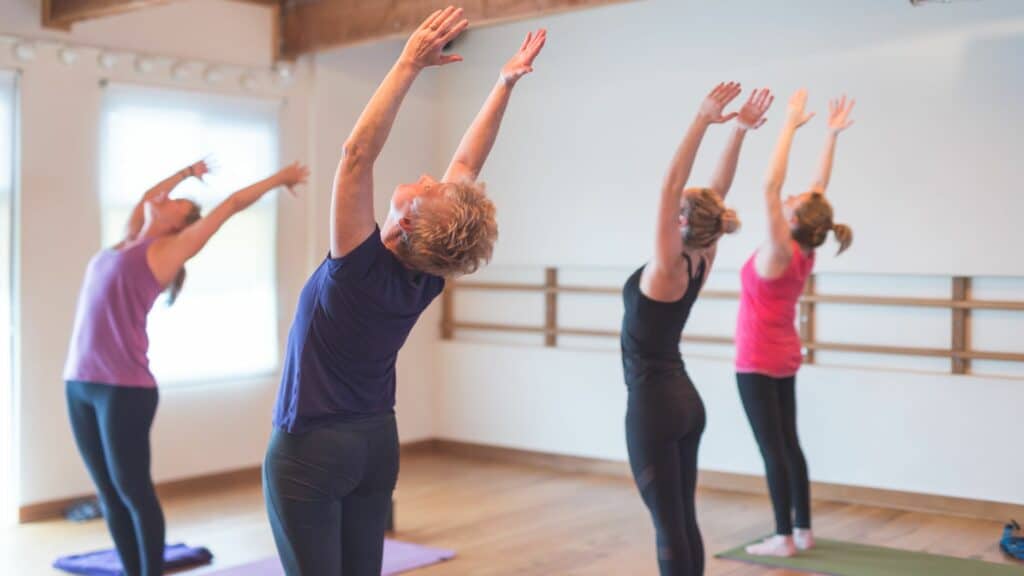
top-left (63, 238), bottom-right (164, 388)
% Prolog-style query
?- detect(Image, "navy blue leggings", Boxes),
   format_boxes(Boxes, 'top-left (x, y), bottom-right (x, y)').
top-left (66, 380), bottom-right (164, 576)
top-left (264, 414), bottom-right (399, 576)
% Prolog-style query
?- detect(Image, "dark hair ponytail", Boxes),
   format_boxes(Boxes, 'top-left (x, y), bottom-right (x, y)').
top-left (167, 268), bottom-right (187, 305)
top-left (166, 201), bottom-right (202, 306)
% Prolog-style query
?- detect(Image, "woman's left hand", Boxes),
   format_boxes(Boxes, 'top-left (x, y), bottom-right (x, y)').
top-left (827, 95), bottom-right (856, 134)
top-left (500, 29), bottom-right (547, 87)
top-left (698, 82), bottom-right (743, 124)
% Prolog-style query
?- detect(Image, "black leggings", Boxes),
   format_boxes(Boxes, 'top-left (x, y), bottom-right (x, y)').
top-left (626, 378), bottom-right (707, 576)
top-left (66, 380), bottom-right (164, 576)
top-left (737, 373), bottom-right (811, 535)
top-left (263, 414), bottom-right (399, 576)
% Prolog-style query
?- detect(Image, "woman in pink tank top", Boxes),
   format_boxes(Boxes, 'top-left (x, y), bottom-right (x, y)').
top-left (736, 90), bottom-right (855, 558)
top-left (64, 159), bottom-right (308, 576)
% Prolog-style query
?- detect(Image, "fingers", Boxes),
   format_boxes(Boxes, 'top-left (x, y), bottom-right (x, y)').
top-left (714, 81), bottom-right (741, 103)
top-left (440, 53), bottom-right (464, 65)
top-left (440, 17), bottom-right (469, 44)
top-left (721, 111), bottom-right (739, 123)
top-left (791, 88), bottom-right (808, 106)
top-left (523, 29), bottom-right (546, 64)
top-left (436, 6), bottom-right (464, 35)
top-left (755, 117), bottom-right (768, 129)
top-left (420, 8), bottom-right (444, 31)
top-left (520, 31), bottom-right (533, 52)
top-left (529, 29), bottom-right (547, 55)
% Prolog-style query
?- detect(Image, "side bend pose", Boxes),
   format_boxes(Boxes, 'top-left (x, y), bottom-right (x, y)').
top-left (737, 90), bottom-right (855, 557)
top-left (621, 83), bottom-right (773, 576)
top-left (263, 7), bottom-right (546, 575)
top-left (64, 159), bottom-right (307, 576)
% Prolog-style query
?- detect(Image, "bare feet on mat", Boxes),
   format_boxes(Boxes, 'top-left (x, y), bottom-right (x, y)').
top-left (745, 534), bottom-right (798, 557)
top-left (794, 528), bottom-right (815, 551)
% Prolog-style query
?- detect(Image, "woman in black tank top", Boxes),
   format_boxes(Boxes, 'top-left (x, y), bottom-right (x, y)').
top-left (621, 83), bottom-right (773, 576)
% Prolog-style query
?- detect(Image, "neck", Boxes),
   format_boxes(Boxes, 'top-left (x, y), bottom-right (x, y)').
top-left (136, 220), bottom-right (172, 243)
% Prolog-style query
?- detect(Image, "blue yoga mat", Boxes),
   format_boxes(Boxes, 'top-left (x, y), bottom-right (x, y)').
top-left (54, 543), bottom-right (213, 576)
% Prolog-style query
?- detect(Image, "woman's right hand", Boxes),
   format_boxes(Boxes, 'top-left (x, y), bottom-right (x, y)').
top-left (401, 6), bottom-right (469, 70)
top-left (786, 88), bottom-right (815, 129)
top-left (276, 162), bottom-right (310, 196)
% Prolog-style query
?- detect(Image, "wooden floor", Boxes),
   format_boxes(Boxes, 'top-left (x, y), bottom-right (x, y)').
top-left (4, 449), bottom-right (1017, 575)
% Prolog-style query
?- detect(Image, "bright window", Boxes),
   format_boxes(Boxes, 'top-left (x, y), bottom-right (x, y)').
top-left (100, 85), bottom-right (280, 385)
top-left (0, 70), bottom-right (16, 522)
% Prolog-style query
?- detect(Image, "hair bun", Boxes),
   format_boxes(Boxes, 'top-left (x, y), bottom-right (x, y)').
top-left (719, 209), bottom-right (741, 234)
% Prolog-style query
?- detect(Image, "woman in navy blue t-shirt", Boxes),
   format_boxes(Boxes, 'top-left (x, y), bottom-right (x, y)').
top-left (264, 6), bottom-right (547, 574)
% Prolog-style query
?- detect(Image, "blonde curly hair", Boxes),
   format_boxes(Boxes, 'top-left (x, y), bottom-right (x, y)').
top-left (395, 180), bottom-right (498, 277)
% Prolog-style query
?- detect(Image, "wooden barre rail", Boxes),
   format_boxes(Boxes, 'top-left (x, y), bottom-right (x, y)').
top-left (442, 270), bottom-right (1024, 374)
top-left (453, 282), bottom-right (1024, 311)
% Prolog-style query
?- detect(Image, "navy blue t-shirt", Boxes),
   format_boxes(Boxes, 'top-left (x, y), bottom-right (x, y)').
top-left (273, 227), bottom-right (445, 433)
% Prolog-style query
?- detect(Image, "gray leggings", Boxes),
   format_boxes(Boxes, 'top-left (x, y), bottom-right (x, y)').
top-left (263, 414), bottom-right (398, 576)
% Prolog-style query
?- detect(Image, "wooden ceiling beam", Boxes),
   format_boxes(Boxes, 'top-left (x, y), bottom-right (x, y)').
top-left (279, 0), bottom-right (641, 59)
top-left (42, 0), bottom-right (182, 29)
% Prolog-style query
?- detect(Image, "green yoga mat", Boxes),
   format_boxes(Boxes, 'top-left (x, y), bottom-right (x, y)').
top-left (716, 537), bottom-right (1023, 576)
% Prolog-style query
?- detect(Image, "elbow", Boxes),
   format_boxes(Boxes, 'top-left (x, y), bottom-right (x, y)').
top-left (340, 140), bottom-right (367, 171)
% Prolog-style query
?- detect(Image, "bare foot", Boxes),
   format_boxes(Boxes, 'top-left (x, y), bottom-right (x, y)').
top-left (745, 534), bottom-right (797, 557)
top-left (794, 528), bottom-right (815, 551)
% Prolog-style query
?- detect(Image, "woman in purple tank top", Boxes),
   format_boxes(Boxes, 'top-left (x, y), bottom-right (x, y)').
top-left (737, 90), bottom-right (855, 558)
top-left (64, 159), bottom-right (308, 576)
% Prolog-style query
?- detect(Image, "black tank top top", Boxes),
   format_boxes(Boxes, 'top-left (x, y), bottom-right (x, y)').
top-left (621, 254), bottom-right (707, 386)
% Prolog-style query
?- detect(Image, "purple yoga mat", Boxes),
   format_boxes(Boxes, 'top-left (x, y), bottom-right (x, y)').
top-left (54, 543), bottom-right (213, 576)
top-left (208, 539), bottom-right (455, 575)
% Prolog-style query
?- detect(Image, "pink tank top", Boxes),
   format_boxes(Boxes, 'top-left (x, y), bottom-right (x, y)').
top-left (735, 242), bottom-right (815, 378)
top-left (63, 238), bottom-right (164, 388)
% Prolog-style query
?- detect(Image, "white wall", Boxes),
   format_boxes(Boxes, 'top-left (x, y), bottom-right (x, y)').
top-left (2, 2), bottom-right (442, 507)
top-left (438, 0), bottom-right (1024, 277)
top-left (430, 0), bottom-right (1024, 506)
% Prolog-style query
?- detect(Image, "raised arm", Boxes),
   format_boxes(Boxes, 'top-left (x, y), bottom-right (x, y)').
top-left (709, 88), bottom-right (774, 199)
top-left (123, 159), bottom-right (209, 243)
top-left (332, 6), bottom-right (468, 258)
top-left (650, 82), bottom-right (741, 277)
top-left (758, 89), bottom-right (815, 274)
top-left (148, 162), bottom-right (308, 285)
top-left (810, 95), bottom-right (855, 193)
top-left (443, 29), bottom-right (546, 183)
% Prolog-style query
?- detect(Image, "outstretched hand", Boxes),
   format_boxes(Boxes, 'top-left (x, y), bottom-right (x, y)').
top-left (698, 82), bottom-right (742, 124)
top-left (786, 88), bottom-right (815, 129)
top-left (189, 159), bottom-right (211, 181)
top-left (736, 88), bottom-right (774, 130)
top-left (827, 95), bottom-right (855, 134)
top-left (402, 6), bottom-right (469, 69)
top-left (277, 162), bottom-right (310, 196)
top-left (500, 29), bottom-right (546, 87)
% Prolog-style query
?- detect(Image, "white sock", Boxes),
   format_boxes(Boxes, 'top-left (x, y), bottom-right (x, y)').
top-left (793, 528), bottom-right (815, 550)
